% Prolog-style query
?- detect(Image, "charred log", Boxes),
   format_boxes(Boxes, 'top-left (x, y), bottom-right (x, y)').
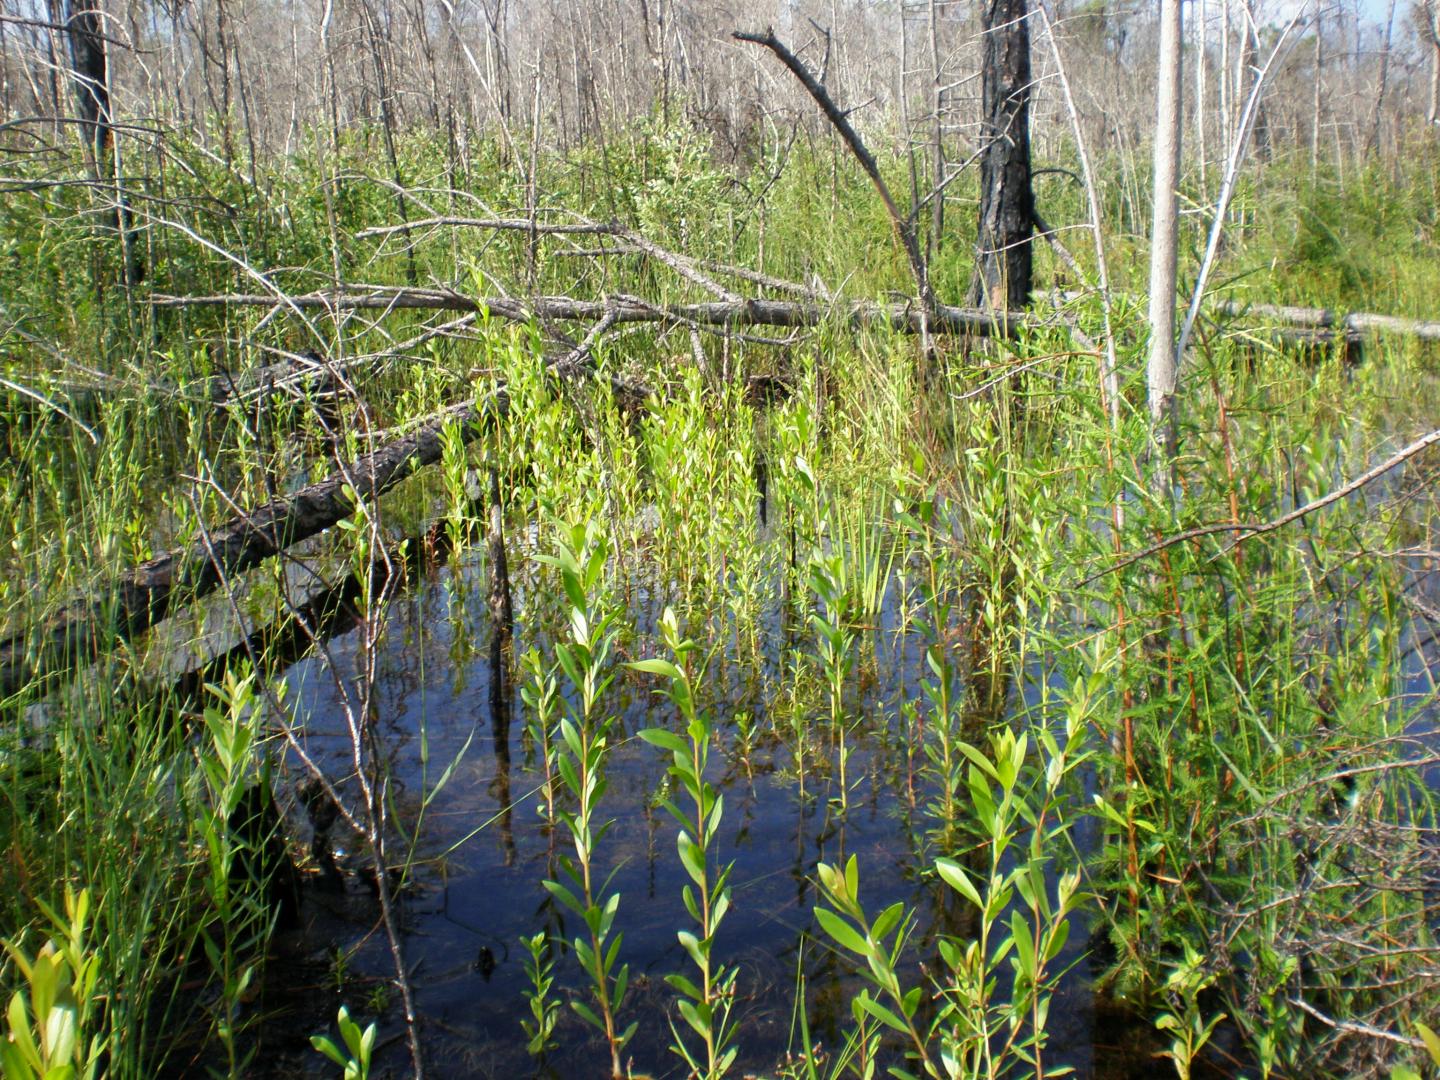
top-left (0, 395), bottom-right (500, 699)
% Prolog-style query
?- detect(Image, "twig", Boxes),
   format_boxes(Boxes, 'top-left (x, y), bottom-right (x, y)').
top-left (1288, 996), bottom-right (1428, 1049)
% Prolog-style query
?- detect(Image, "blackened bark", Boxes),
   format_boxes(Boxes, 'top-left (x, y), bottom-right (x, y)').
top-left (65, 0), bottom-right (142, 285)
top-left (64, 0), bottom-right (109, 161)
top-left (969, 0), bottom-right (1034, 312)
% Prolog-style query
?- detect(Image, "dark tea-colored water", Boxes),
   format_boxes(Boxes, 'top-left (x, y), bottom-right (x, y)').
top-left (244, 532), bottom-right (1440, 1078)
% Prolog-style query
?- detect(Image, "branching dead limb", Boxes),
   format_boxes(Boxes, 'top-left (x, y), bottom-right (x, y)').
top-left (1289, 994), bottom-right (1428, 1049)
top-left (733, 29), bottom-right (935, 321)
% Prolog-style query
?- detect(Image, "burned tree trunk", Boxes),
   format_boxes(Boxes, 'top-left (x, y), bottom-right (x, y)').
top-left (64, 0), bottom-right (109, 162)
top-left (969, 0), bottom-right (1034, 312)
top-left (64, 0), bottom-right (141, 285)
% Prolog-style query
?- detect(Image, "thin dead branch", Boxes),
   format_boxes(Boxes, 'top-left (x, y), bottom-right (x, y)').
top-left (1083, 426), bottom-right (1440, 584)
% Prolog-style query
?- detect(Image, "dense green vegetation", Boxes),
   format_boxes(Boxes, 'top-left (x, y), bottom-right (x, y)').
top-left (1, 121), bottom-right (1438, 1078)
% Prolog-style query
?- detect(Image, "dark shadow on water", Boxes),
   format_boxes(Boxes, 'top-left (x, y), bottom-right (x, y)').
top-left (242, 535), bottom-right (1418, 1079)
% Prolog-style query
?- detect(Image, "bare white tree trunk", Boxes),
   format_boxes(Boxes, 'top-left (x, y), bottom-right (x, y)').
top-left (1311, 0), bottom-right (1323, 178)
top-left (1433, 41), bottom-right (1440, 126)
top-left (1147, 0), bottom-right (1184, 443)
top-left (928, 0), bottom-right (945, 252)
top-left (898, 3), bottom-right (918, 220)
top-left (1421, 0), bottom-right (1440, 124)
top-left (1195, 0), bottom-right (1208, 197)
top-left (1220, 0), bottom-right (1232, 149)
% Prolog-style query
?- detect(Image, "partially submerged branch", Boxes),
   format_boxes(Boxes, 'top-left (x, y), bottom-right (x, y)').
top-left (0, 318), bottom-right (648, 699)
top-left (0, 394), bottom-right (499, 699)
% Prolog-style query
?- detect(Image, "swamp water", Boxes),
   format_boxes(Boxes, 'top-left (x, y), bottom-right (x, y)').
top-left (223, 511), bottom-right (1440, 1078)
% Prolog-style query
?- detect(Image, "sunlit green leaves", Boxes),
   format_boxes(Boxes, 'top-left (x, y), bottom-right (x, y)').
top-left (633, 606), bottom-right (739, 1078)
top-left (536, 521), bottom-right (631, 1075)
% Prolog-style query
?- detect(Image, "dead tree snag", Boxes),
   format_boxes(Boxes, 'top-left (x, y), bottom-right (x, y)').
top-left (969, 0), bottom-right (1034, 313)
top-left (64, 0), bottom-right (141, 285)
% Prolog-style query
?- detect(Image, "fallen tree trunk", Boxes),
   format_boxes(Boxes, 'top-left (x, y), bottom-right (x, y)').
top-left (153, 289), bottom-right (1440, 345)
top-left (1209, 300), bottom-right (1440, 342)
top-left (152, 291), bottom-right (1024, 337)
top-left (0, 394), bottom-right (500, 699)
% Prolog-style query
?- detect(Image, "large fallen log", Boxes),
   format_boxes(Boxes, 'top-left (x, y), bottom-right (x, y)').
top-left (151, 291), bottom-right (1026, 338)
top-left (0, 395), bottom-right (498, 700)
top-left (152, 289), bottom-right (1440, 347)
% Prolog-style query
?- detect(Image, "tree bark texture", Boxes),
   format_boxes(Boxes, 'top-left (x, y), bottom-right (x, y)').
top-left (969, 0), bottom-right (1034, 312)
top-left (64, 0), bottom-right (141, 285)
top-left (63, 0), bottom-right (108, 161)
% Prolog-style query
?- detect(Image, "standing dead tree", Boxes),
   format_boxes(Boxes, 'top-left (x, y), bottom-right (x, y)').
top-left (1146, 0), bottom-right (1184, 457)
top-left (1422, 0), bottom-right (1440, 125)
top-left (969, 0), bottom-right (1034, 312)
top-left (63, 0), bottom-right (107, 161)
top-left (63, 0), bottom-right (140, 287)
